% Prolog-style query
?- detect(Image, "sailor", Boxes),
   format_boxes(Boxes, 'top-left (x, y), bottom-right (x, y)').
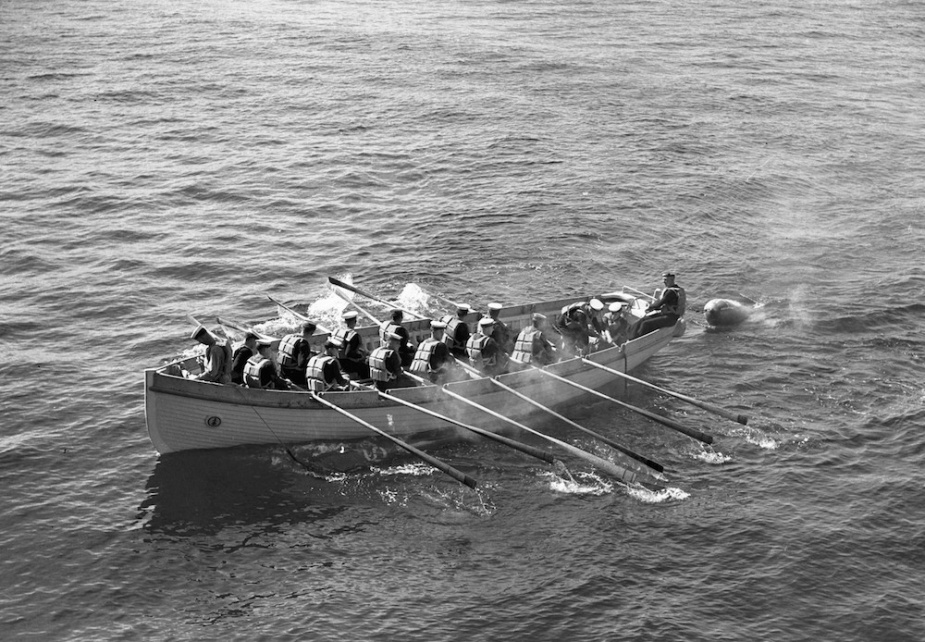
top-left (631, 272), bottom-right (687, 338)
top-left (510, 313), bottom-right (557, 366)
top-left (554, 299), bottom-right (603, 358)
top-left (244, 339), bottom-right (298, 390)
top-left (466, 317), bottom-right (509, 376)
top-left (486, 302), bottom-right (513, 353)
top-left (305, 339), bottom-right (349, 392)
top-left (187, 325), bottom-right (232, 384)
top-left (231, 332), bottom-right (259, 385)
top-left (332, 310), bottom-right (369, 378)
top-left (409, 318), bottom-right (452, 383)
top-left (368, 332), bottom-right (414, 392)
top-left (277, 321), bottom-right (316, 387)
top-left (379, 309), bottom-right (415, 368)
top-left (603, 302), bottom-right (631, 347)
top-left (442, 304), bottom-right (472, 359)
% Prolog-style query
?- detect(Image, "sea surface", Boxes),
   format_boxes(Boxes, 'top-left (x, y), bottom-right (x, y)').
top-left (2, 0), bottom-right (924, 639)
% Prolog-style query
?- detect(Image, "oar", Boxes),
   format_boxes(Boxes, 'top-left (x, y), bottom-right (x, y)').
top-left (488, 377), bottom-right (665, 475)
top-left (266, 295), bottom-right (332, 334)
top-left (438, 387), bottom-right (646, 487)
top-left (375, 386), bottom-right (562, 467)
top-left (309, 392), bottom-right (478, 489)
top-left (582, 359), bottom-right (749, 425)
top-left (216, 316), bottom-right (275, 343)
top-left (329, 288), bottom-right (382, 326)
top-left (328, 276), bottom-right (426, 320)
top-left (624, 286), bottom-right (656, 302)
top-left (536, 368), bottom-right (714, 444)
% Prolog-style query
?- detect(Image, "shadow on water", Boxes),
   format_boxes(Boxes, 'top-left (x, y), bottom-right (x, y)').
top-left (138, 435), bottom-right (491, 537)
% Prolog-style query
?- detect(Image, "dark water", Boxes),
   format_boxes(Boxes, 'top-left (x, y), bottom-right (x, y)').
top-left (2, 0), bottom-right (924, 639)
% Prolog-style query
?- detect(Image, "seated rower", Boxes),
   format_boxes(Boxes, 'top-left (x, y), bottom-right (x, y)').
top-left (332, 311), bottom-right (370, 379)
top-left (486, 302), bottom-right (513, 353)
top-left (187, 325), bottom-right (232, 384)
top-left (368, 331), bottom-right (415, 392)
top-left (231, 332), bottom-right (259, 385)
top-left (510, 313), bottom-right (557, 367)
top-left (306, 339), bottom-right (349, 392)
top-left (442, 304), bottom-right (471, 360)
top-left (409, 318), bottom-right (452, 383)
top-left (244, 339), bottom-right (299, 390)
top-left (380, 309), bottom-right (415, 368)
top-left (466, 317), bottom-right (509, 377)
top-left (277, 321), bottom-right (316, 387)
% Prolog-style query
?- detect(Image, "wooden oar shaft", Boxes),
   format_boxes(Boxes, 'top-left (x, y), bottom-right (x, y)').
top-left (266, 295), bottom-right (332, 334)
top-left (439, 387), bottom-right (642, 486)
top-left (216, 316), bottom-right (274, 343)
top-left (582, 359), bottom-right (748, 425)
top-left (327, 276), bottom-right (425, 320)
top-left (310, 392), bottom-right (477, 489)
top-left (537, 368), bottom-right (714, 444)
top-left (377, 390), bottom-right (557, 465)
top-left (489, 378), bottom-right (665, 475)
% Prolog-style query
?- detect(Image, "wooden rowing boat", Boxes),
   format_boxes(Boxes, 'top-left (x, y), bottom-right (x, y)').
top-left (145, 291), bottom-right (685, 455)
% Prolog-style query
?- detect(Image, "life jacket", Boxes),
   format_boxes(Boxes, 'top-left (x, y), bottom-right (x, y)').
top-left (511, 328), bottom-right (540, 364)
top-left (663, 286), bottom-right (687, 316)
top-left (205, 341), bottom-right (233, 383)
top-left (305, 355), bottom-right (337, 392)
top-left (443, 317), bottom-right (462, 351)
top-left (277, 334), bottom-right (305, 368)
top-left (368, 347), bottom-right (396, 382)
top-left (410, 338), bottom-right (442, 373)
top-left (466, 333), bottom-right (491, 369)
top-left (332, 328), bottom-right (360, 359)
top-left (243, 355), bottom-right (273, 389)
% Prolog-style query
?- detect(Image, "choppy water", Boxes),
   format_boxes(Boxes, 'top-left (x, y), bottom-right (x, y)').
top-left (2, 0), bottom-right (924, 640)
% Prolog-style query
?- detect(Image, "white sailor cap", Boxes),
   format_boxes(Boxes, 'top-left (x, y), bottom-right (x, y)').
top-left (532, 312), bottom-right (546, 322)
top-left (456, 303), bottom-right (470, 313)
top-left (589, 298), bottom-right (604, 311)
top-left (325, 336), bottom-right (343, 349)
top-left (430, 318), bottom-right (447, 329)
top-left (488, 302), bottom-right (502, 312)
top-left (608, 302), bottom-right (625, 313)
top-left (478, 317), bottom-right (495, 328)
top-left (342, 310), bottom-right (358, 321)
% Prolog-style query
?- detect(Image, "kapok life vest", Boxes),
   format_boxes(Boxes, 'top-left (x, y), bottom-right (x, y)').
top-left (243, 355), bottom-right (273, 388)
top-left (277, 334), bottom-right (305, 368)
top-left (466, 334), bottom-right (491, 368)
top-left (306, 355), bottom-right (337, 392)
top-left (511, 328), bottom-right (540, 364)
top-left (368, 347), bottom-right (396, 382)
top-left (410, 338), bottom-right (441, 373)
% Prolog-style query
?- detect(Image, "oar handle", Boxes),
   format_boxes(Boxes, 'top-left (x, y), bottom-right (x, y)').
top-left (310, 392), bottom-right (477, 489)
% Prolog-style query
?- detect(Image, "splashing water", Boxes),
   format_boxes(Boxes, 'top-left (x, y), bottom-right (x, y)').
top-left (628, 484), bottom-right (691, 503)
top-left (546, 470), bottom-right (613, 495)
top-left (397, 283), bottom-right (432, 319)
top-left (694, 447), bottom-right (733, 464)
